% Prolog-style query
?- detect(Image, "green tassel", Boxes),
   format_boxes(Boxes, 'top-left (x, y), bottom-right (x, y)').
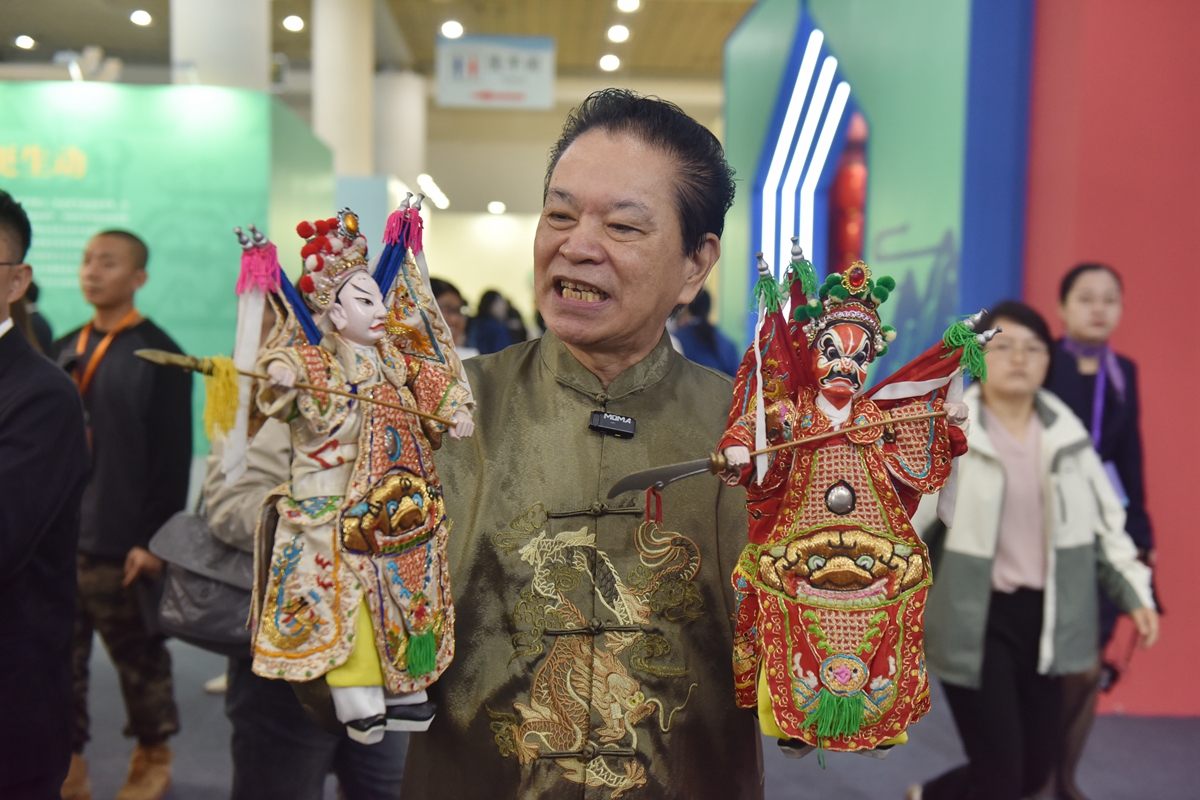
top-left (407, 630), bottom-right (437, 677)
top-left (752, 273), bottom-right (787, 314)
top-left (941, 320), bottom-right (989, 382)
top-left (787, 257), bottom-right (819, 298)
top-left (806, 688), bottom-right (865, 741)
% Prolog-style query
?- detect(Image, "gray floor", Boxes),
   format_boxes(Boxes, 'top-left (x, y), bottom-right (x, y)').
top-left (82, 637), bottom-right (1197, 799)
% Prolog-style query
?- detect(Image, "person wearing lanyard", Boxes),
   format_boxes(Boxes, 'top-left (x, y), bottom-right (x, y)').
top-left (1045, 263), bottom-right (1154, 800)
top-left (52, 230), bottom-right (193, 800)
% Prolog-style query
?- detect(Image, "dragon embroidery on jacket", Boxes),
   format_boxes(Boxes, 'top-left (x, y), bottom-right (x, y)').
top-left (488, 510), bottom-right (702, 798)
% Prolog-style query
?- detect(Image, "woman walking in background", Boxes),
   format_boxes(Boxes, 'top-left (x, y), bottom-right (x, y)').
top-left (674, 288), bottom-right (740, 376)
top-left (1046, 264), bottom-right (1155, 800)
top-left (467, 289), bottom-right (513, 355)
top-left (908, 301), bottom-right (1157, 800)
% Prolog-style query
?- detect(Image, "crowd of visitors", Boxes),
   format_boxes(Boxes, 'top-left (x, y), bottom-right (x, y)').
top-left (0, 88), bottom-right (1159, 800)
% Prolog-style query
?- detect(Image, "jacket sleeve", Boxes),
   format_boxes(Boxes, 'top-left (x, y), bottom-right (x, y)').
top-left (0, 372), bottom-right (88, 583)
top-left (136, 359), bottom-right (193, 548)
top-left (203, 419), bottom-right (292, 553)
top-left (1112, 360), bottom-right (1153, 551)
top-left (1084, 445), bottom-right (1155, 613)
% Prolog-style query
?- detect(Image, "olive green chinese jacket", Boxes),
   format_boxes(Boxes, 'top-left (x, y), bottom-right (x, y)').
top-left (402, 332), bottom-right (763, 800)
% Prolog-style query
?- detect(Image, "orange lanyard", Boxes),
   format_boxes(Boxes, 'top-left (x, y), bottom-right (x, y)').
top-left (73, 308), bottom-right (142, 396)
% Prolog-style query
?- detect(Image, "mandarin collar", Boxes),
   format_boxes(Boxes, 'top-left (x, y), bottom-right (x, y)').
top-left (539, 329), bottom-right (676, 403)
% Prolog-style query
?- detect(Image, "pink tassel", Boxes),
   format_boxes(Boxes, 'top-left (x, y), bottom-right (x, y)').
top-left (383, 208), bottom-right (405, 246)
top-left (405, 208), bottom-right (424, 255)
top-left (236, 243), bottom-right (281, 295)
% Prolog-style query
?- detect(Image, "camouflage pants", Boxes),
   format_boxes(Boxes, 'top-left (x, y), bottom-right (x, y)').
top-left (72, 553), bottom-right (179, 752)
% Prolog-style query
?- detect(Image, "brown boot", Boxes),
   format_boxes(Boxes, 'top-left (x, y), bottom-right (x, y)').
top-left (115, 743), bottom-right (172, 800)
top-left (60, 753), bottom-right (91, 800)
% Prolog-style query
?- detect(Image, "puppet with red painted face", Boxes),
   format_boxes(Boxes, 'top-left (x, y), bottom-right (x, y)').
top-left (716, 241), bottom-right (987, 756)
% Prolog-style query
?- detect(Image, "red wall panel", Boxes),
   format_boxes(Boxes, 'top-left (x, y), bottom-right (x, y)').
top-left (1024, 0), bottom-right (1200, 715)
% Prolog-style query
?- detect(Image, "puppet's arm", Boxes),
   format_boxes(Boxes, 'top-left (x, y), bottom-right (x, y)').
top-left (255, 345), bottom-right (350, 435)
top-left (405, 355), bottom-right (473, 442)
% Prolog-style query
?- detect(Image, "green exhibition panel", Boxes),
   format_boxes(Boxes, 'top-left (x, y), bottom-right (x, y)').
top-left (721, 0), bottom-right (970, 369)
top-left (0, 81), bottom-right (334, 452)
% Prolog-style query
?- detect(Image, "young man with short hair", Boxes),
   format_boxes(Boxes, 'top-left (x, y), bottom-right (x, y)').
top-left (53, 230), bottom-right (193, 800)
top-left (0, 191), bottom-right (90, 800)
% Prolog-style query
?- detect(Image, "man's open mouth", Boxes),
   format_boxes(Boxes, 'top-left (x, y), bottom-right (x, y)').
top-left (557, 279), bottom-right (609, 304)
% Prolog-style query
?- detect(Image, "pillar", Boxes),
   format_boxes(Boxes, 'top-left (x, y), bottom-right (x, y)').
top-left (374, 71), bottom-right (427, 188)
top-left (170, 0), bottom-right (271, 91)
top-left (312, 0), bottom-right (376, 176)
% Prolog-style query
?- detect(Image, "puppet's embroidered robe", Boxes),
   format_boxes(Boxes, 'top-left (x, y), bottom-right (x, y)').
top-left (250, 333), bottom-right (469, 693)
top-left (719, 387), bottom-right (956, 751)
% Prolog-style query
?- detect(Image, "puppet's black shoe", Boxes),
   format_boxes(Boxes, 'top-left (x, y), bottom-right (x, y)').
top-left (386, 700), bottom-right (437, 731)
top-left (345, 714), bottom-right (387, 744)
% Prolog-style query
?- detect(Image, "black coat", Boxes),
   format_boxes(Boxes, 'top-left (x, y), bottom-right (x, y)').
top-left (0, 326), bottom-right (89, 793)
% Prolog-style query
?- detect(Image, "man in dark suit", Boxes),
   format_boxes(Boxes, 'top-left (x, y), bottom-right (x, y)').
top-left (0, 190), bottom-right (89, 798)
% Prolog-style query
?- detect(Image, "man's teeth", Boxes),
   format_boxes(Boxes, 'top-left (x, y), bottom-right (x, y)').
top-left (560, 280), bottom-right (608, 303)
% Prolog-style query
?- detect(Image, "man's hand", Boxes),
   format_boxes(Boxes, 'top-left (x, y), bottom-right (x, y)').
top-left (267, 362), bottom-right (296, 390)
top-left (721, 445), bottom-right (751, 485)
top-left (944, 401), bottom-right (969, 427)
top-left (448, 409), bottom-right (475, 441)
top-left (1130, 607), bottom-right (1160, 648)
top-left (123, 546), bottom-right (164, 587)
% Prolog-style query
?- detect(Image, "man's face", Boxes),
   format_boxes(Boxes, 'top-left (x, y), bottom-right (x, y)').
top-left (329, 272), bottom-right (387, 347)
top-left (811, 322), bottom-right (873, 404)
top-left (80, 234), bottom-right (145, 310)
top-left (0, 230), bottom-right (31, 324)
top-left (535, 129), bottom-right (714, 358)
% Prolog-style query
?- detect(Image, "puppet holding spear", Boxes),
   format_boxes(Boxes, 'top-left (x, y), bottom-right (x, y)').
top-left (141, 202), bottom-right (473, 744)
top-left (611, 240), bottom-right (995, 757)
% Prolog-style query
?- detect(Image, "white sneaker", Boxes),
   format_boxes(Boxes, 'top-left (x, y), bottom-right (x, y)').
top-left (204, 673), bottom-right (228, 694)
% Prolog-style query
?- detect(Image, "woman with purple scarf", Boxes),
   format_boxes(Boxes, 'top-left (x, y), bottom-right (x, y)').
top-left (1045, 263), bottom-right (1155, 800)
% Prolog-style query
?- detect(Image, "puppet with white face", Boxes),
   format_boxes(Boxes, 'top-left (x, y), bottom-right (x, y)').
top-left (252, 210), bottom-right (472, 744)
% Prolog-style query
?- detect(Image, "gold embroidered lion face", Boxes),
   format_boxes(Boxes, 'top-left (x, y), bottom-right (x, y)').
top-left (341, 472), bottom-right (444, 556)
top-left (758, 528), bottom-right (924, 600)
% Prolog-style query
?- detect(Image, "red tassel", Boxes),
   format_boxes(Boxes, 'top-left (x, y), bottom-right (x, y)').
top-left (296, 221), bottom-right (314, 239)
top-left (314, 219), bottom-right (330, 236)
top-left (383, 208), bottom-right (405, 246)
top-left (298, 274), bottom-right (315, 293)
top-left (236, 243), bottom-right (281, 295)
top-left (406, 209), bottom-right (425, 255)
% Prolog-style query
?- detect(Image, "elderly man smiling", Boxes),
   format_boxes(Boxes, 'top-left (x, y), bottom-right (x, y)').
top-left (401, 90), bottom-right (763, 799)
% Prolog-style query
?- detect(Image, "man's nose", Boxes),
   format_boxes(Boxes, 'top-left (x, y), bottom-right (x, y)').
top-left (559, 219), bottom-right (606, 264)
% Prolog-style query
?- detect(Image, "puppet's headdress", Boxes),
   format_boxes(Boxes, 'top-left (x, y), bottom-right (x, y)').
top-left (294, 207), bottom-right (370, 312)
top-left (791, 256), bottom-right (897, 357)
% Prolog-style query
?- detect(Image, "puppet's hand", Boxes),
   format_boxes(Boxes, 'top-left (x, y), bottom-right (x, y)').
top-left (944, 401), bottom-right (969, 427)
top-left (448, 409), bottom-right (475, 440)
top-left (721, 445), bottom-right (751, 485)
top-left (267, 362), bottom-right (296, 390)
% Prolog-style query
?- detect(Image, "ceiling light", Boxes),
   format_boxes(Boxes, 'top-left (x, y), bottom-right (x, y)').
top-left (416, 174), bottom-right (450, 210)
top-left (617, 0), bottom-right (640, 12)
top-left (14, 35), bottom-right (35, 50)
top-left (607, 25), bottom-right (629, 43)
top-left (441, 20), bottom-right (464, 39)
top-left (130, 10), bottom-right (152, 26)
top-left (487, 201), bottom-right (506, 215)
top-left (599, 54), bottom-right (620, 72)
top-left (282, 15), bottom-right (304, 32)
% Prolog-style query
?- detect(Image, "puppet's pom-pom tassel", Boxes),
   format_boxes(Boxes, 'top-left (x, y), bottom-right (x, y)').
top-left (203, 355), bottom-right (240, 441)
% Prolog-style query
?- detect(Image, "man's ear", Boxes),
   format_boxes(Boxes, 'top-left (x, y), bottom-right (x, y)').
top-left (133, 268), bottom-right (148, 292)
top-left (4, 264), bottom-right (32, 305)
top-left (677, 233), bottom-right (721, 306)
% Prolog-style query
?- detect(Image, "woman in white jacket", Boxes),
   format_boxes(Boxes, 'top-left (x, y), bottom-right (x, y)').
top-left (908, 301), bottom-right (1157, 800)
